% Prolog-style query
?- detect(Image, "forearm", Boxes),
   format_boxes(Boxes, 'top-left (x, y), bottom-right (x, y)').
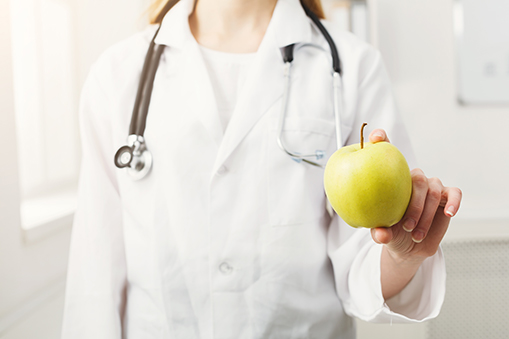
top-left (380, 246), bottom-right (424, 300)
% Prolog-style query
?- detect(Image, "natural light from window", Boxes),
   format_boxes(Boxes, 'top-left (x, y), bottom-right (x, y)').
top-left (10, 0), bottom-right (79, 230)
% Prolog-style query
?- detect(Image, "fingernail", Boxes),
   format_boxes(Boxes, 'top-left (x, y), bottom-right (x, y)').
top-left (402, 219), bottom-right (415, 232)
top-left (446, 206), bottom-right (455, 217)
top-left (374, 131), bottom-right (384, 139)
top-left (412, 230), bottom-right (425, 243)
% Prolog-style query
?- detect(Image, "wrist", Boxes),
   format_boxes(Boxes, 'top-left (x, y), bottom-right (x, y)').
top-left (381, 246), bottom-right (424, 300)
top-left (384, 246), bottom-right (425, 269)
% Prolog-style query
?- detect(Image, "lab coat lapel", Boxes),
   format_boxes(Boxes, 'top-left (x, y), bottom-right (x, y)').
top-left (211, 0), bottom-right (314, 174)
top-left (156, 0), bottom-right (223, 147)
top-left (211, 32), bottom-right (283, 174)
top-left (156, 0), bottom-right (315, 172)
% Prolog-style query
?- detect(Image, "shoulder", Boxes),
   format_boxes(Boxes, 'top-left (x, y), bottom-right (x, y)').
top-left (317, 20), bottom-right (383, 83)
top-left (86, 25), bottom-right (159, 92)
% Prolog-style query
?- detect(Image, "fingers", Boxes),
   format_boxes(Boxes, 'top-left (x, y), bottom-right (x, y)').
top-left (421, 187), bottom-right (461, 252)
top-left (442, 186), bottom-right (462, 217)
top-left (369, 129), bottom-right (391, 143)
top-left (368, 166), bottom-right (462, 252)
top-left (421, 206), bottom-right (450, 255)
top-left (400, 169), bottom-right (428, 233)
top-left (411, 177), bottom-right (443, 243)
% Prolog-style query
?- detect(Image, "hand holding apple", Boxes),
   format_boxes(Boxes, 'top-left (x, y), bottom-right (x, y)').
top-left (324, 124), bottom-right (462, 254)
top-left (366, 128), bottom-right (463, 299)
top-left (367, 129), bottom-right (462, 256)
top-left (326, 126), bottom-right (462, 300)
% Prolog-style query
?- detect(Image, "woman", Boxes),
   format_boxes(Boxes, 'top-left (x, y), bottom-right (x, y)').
top-left (62, 0), bottom-right (462, 338)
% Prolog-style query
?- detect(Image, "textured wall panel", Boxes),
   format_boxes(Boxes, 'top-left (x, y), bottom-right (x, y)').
top-left (427, 240), bottom-right (509, 338)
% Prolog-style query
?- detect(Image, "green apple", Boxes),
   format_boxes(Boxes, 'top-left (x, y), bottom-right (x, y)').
top-left (324, 124), bottom-right (412, 228)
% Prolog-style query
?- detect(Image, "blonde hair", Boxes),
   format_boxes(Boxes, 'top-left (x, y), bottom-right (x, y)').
top-left (148, 0), bottom-right (325, 25)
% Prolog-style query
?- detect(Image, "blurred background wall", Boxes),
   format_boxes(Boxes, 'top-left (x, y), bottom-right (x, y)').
top-left (372, 0), bottom-right (509, 222)
top-left (0, 0), bottom-right (507, 338)
top-left (0, 0), bottom-right (146, 337)
top-left (357, 1), bottom-right (509, 337)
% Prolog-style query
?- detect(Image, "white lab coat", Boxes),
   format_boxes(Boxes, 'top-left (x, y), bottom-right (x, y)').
top-left (62, 0), bottom-right (446, 338)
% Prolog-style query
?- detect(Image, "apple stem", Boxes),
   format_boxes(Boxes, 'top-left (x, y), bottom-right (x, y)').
top-left (361, 123), bottom-right (367, 149)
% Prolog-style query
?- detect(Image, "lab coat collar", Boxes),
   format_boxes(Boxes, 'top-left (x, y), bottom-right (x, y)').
top-left (154, 0), bottom-right (317, 174)
top-left (271, 0), bottom-right (314, 48)
top-left (211, 0), bottom-right (315, 174)
top-left (155, 0), bottom-right (314, 49)
top-left (154, 0), bottom-right (195, 48)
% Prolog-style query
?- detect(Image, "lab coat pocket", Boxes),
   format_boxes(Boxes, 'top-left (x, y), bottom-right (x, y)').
top-left (267, 116), bottom-right (338, 226)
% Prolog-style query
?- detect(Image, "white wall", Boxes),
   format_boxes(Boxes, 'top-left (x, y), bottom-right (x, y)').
top-left (73, 0), bottom-right (150, 88)
top-left (0, 0), bottom-right (72, 329)
top-left (357, 1), bottom-right (509, 338)
top-left (371, 0), bottom-right (509, 222)
top-left (0, 0), bottom-right (147, 337)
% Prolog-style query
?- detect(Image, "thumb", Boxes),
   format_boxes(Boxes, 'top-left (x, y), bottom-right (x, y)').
top-left (369, 129), bottom-right (391, 143)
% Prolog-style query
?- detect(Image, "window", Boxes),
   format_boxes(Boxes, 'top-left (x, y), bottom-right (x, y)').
top-left (10, 0), bottom-right (79, 231)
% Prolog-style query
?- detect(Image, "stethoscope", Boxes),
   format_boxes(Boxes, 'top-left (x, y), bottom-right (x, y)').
top-left (114, 5), bottom-right (343, 180)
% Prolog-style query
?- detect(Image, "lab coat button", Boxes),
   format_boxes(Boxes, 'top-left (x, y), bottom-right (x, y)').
top-left (217, 166), bottom-right (228, 175)
top-left (219, 262), bottom-right (233, 275)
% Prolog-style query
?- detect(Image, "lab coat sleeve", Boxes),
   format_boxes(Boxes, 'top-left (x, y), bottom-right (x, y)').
top-left (62, 66), bottom-right (126, 338)
top-left (327, 48), bottom-right (446, 323)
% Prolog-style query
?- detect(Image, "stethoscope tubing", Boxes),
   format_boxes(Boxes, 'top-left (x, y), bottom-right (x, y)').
top-left (302, 5), bottom-right (341, 74)
top-left (136, 45), bottom-right (165, 136)
top-left (129, 26), bottom-right (161, 136)
top-left (115, 4), bottom-right (343, 178)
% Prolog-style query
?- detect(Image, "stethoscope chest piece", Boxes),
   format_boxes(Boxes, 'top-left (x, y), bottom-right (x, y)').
top-left (114, 135), bottom-right (152, 180)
